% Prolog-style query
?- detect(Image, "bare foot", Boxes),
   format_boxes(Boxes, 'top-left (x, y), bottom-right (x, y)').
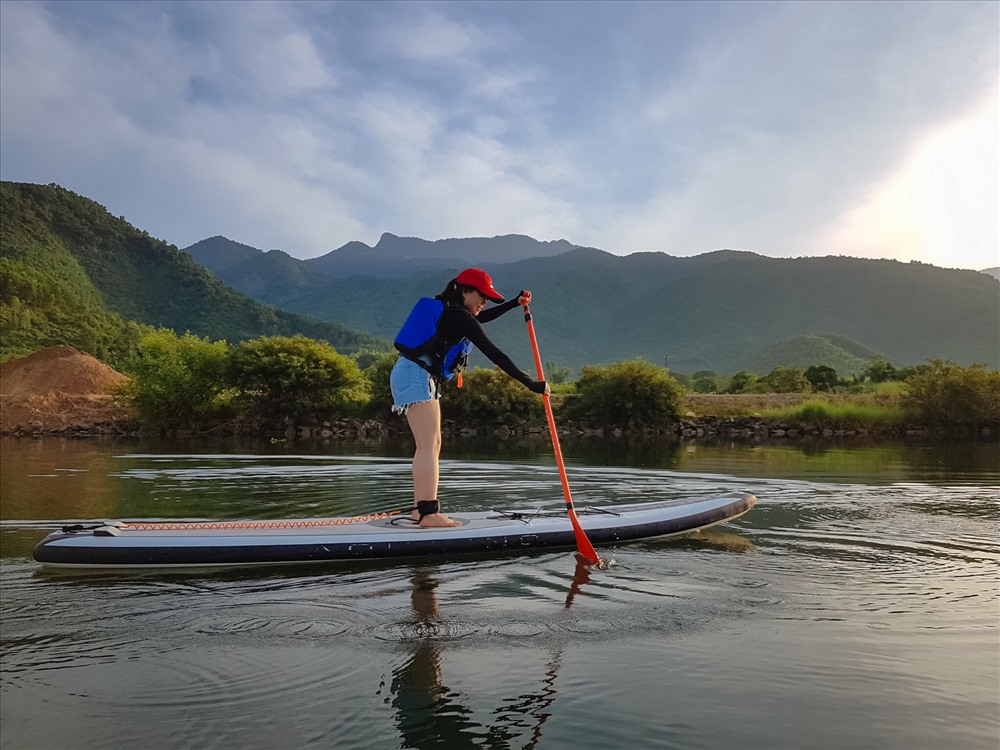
top-left (418, 512), bottom-right (460, 528)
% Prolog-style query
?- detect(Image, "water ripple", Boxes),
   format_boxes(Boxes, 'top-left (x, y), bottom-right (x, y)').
top-left (3, 447), bottom-right (998, 750)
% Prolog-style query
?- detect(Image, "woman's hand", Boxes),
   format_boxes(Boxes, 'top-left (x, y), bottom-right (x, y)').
top-left (517, 290), bottom-right (532, 305)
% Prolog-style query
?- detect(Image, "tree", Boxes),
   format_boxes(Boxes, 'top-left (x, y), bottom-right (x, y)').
top-left (442, 367), bottom-right (545, 427)
top-left (692, 370), bottom-right (718, 393)
top-left (362, 351), bottom-right (398, 419)
top-left (863, 358), bottom-right (899, 383)
top-left (228, 335), bottom-right (369, 422)
top-left (902, 360), bottom-right (1000, 426)
top-left (353, 348), bottom-right (390, 371)
top-left (725, 370), bottom-right (758, 394)
top-left (562, 358), bottom-right (683, 429)
top-left (758, 366), bottom-right (812, 393)
top-left (544, 360), bottom-right (573, 384)
top-left (124, 328), bottom-right (230, 424)
top-left (804, 365), bottom-right (839, 392)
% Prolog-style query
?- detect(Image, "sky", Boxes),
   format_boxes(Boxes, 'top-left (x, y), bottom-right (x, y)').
top-left (1, 0), bottom-right (997, 271)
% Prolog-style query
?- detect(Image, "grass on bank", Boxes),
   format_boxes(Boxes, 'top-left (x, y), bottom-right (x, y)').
top-left (760, 399), bottom-right (907, 428)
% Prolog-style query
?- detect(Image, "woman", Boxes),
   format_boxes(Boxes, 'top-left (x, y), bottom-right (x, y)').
top-left (391, 267), bottom-right (549, 527)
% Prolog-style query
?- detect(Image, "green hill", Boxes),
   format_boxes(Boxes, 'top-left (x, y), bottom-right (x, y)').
top-left (0, 182), bottom-right (389, 364)
top-left (739, 335), bottom-right (880, 375)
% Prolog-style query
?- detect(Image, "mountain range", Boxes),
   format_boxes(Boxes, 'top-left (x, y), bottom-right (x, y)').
top-left (2, 180), bottom-right (997, 376)
top-left (184, 234), bottom-right (1000, 374)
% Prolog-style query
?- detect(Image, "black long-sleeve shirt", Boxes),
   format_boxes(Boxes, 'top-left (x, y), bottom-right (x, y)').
top-left (436, 296), bottom-right (545, 393)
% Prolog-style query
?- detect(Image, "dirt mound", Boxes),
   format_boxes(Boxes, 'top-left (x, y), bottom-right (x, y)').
top-left (0, 345), bottom-right (137, 435)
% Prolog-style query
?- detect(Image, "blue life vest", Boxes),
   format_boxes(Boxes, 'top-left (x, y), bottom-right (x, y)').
top-left (394, 298), bottom-right (473, 381)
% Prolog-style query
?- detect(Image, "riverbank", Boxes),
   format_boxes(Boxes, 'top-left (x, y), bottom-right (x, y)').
top-left (2, 346), bottom-right (995, 441)
top-left (4, 410), bottom-right (992, 443)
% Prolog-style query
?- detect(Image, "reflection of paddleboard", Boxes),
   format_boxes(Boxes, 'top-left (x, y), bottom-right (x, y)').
top-left (33, 492), bottom-right (755, 569)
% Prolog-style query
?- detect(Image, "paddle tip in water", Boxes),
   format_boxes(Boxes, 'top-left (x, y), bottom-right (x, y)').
top-left (575, 551), bottom-right (612, 570)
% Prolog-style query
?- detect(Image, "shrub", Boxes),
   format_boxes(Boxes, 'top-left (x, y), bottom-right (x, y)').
top-left (363, 351), bottom-right (398, 419)
top-left (692, 375), bottom-right (718, 393)
top-left (441, 367), bottom-right (546, 427)
top-left (862, 358), bottom-right (900, 383)
top-left (545, 360), bottom-right (573, 385)
top-left (725, 370), bottom-right (758, 394)
top-left (228, 335), bottom-right (369, 422)
top-left (752, 366), bottom-right (812, 393)
top-left (124, 328), bottom-right (231, 424)
top-left (353, 347), bottom-right (392, 371)
top-left (902, 360), bottom-right (1000, 426)
top-left (561, 358), bottom-right (683, 429)
top-left (804, 365), bottom-right (838, 392)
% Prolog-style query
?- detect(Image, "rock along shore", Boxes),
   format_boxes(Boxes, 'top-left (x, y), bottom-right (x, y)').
top-left (5, 414), bottom-right (992, 443)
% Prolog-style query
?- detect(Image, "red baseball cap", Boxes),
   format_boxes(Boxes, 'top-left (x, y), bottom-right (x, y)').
top-left (456, 267), bottom-right (504, 303)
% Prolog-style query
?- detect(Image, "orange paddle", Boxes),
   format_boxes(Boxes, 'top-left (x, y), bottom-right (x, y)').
top-left (522, 299), bottom-right (601, 565)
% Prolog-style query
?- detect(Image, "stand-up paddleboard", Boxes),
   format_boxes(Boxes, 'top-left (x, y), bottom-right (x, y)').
top-left (33, 492), bottom-right (755, 569)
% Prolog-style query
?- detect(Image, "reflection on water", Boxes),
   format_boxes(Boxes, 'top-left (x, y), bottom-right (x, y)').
top-left (382, 553), bottom-right (695, 749)
top-left (1, 437), bottom-right (998, 750)
top-left (444, 433), bottom-right (1000, 485)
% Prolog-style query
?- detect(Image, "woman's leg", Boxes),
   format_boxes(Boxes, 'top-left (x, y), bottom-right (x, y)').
top-left (405, 399), bottom-right (458, 527)
top-left (407, 399), bottom-right (440, 501)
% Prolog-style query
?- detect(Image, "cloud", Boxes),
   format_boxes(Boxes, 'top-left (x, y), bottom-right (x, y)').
top-left (1, 0), bottom-right (996, 270)
top-left (572, 1), bottom-right (999, 257)
top-left (370, 6), bottom-right (486, 64)
top-left (0, 1), bottom-right (369, 250)
top-left (816, 94), bottom-right (1000, 270)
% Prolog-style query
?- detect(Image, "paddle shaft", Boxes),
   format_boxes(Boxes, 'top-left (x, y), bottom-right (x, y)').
top-left (522, 302), bottom-right (601, 564)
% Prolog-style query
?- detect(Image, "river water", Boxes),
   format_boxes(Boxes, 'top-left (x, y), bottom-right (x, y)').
top-left (1, 436), bottom-right (997, 750)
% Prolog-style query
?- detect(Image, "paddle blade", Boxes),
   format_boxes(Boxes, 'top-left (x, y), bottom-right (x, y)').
top-left (569, 511), bottom-right (601, 565)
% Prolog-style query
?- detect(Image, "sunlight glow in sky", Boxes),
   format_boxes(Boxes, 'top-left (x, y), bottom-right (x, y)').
top-left (818, 94), bottom-right (999, 268)
top-left (1, 0), bottom-right (997, 271)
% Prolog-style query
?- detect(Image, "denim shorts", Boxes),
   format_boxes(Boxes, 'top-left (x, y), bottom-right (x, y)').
top-left (390, 357), bottom-right (440, 415)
